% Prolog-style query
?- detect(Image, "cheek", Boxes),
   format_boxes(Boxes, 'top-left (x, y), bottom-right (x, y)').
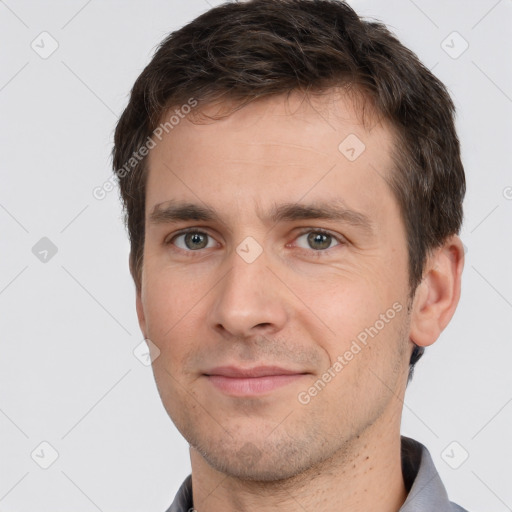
top-left (142, 267), bottom-right (218, 385)
top-left (290, 267), bottom-right (408, 382)
top-left (143, 275), bottom-right (203, 418)
top-left (290, 270), bottom-right (386, 345)
top-left (142, 270), bottom-right (196, 350)
top-left (143, 285), bottom-right (176, 340)
top-left (299, 304), bottom-right (409, 434)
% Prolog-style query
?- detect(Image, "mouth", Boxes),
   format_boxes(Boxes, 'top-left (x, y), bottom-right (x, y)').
top-left (204, 366), bottom-right (309, 396)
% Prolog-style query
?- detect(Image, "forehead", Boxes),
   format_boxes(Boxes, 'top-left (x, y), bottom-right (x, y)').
top-left (145, 89), bottom-right (398, 223)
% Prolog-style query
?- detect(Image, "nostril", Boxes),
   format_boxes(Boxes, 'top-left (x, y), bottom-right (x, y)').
top-left (255, 322), bottom-right (272, 329)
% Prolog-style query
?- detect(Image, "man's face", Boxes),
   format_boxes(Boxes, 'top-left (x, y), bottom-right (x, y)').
top-left (137, 91), bottom-right (413, 480)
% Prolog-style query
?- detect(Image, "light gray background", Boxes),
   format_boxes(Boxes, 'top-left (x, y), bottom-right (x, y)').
top-left (1, 0), bottom-right (511, 510)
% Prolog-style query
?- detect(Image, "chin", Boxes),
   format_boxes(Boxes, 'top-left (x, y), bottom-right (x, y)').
top-left (192, 435), bottom-right (328, 483)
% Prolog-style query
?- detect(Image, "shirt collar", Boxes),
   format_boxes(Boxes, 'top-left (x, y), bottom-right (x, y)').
top-left (166, 436), bottom-right (465, 512)
top-left (399, 436), bottom-right (463, 511)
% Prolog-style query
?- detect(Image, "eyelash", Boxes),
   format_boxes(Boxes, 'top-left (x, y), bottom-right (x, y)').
top-left (291, 228), bottom-right (344, 252)
top-left (165, 227), bottom-right (218, 250)
top-left (165, 227), bottom-right (346, 254)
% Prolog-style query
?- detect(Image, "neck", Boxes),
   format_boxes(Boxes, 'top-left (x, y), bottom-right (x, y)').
top-left (189, 411), bottom-right (407, 512)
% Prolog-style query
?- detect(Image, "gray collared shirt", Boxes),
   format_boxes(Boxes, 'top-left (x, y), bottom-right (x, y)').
top-left (165, 436), bottom-right (468, 512)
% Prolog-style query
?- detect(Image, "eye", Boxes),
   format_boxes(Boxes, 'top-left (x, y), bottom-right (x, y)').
top-left (171, 231), bottom-right (217, 251)
top-left (295, 230), bottom-right (341, 251)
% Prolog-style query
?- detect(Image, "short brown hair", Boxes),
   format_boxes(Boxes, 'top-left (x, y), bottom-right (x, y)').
top-left (113, 0), bottom-right (465, 375)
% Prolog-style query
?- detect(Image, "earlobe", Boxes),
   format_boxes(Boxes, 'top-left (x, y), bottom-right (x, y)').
top-left (409, 235), bottom-right (465, 348)
top-left (136, 289), bottom-right (147, 338)
top-left (130, 252), bottom-right (147, 337)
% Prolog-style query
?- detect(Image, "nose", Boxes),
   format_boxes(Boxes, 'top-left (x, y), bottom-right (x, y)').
top-left (207, 246), bottom-right (289, 339)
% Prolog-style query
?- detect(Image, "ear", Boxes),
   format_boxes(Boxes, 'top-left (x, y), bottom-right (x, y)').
top-left (131, 253), bottom-right (147, 337)
top-left (136, 287), bottom-right (147, 338)
top-left (409, 235), bottom-right (465, 347)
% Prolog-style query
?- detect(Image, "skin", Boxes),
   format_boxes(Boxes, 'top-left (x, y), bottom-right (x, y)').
top-left (135, 89), bottom-right (464, 512)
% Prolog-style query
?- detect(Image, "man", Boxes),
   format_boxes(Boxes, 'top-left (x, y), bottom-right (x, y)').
top-left (112, 1), bottom-right (467, 510)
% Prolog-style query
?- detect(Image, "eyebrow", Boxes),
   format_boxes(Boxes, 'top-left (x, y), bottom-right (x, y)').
top-left (149, 201), bottom-right (218, 224)
top-left (148, 200), bottom-right (374, 234)
top-left (268, 202), bottom-right (374, 234)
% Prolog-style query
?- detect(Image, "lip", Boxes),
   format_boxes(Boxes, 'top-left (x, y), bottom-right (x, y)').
top-left (204, 366), bottom-right (308, 396)
top-left (205, 365), bottom-right (305, 378)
